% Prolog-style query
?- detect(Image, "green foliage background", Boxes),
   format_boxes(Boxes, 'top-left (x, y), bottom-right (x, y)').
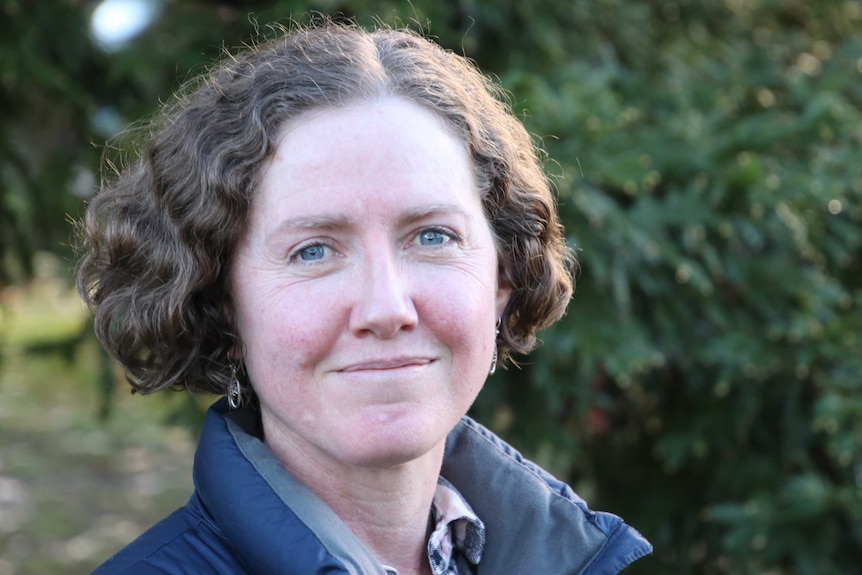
top-left (2, 0), bottom-right (861, 573)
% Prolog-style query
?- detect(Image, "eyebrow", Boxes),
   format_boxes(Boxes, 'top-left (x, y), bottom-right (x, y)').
top-left (264, 214), bottom-right (350, 244)
top-left (399, 203), bottom-right (469, 223)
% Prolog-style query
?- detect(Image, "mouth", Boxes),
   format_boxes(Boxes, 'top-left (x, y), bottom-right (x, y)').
top-left (337, 357), bottom-right (434, 372)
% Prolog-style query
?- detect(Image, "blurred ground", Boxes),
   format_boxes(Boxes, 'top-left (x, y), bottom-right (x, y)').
top-left (0, 255), bottom-right (198, 575)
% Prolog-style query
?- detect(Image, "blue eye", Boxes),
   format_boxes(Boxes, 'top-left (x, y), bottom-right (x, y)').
top-left (419, 229), bottom-right (448, 246)
top-left (297, 244), bottom-right (328, 261)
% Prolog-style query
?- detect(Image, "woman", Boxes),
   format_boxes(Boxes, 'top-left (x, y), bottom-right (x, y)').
top-left (78, 22), bottom-right (651, 575)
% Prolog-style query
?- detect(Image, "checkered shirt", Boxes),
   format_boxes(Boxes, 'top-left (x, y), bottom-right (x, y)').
top-left (383, 476), bottom-right (485, 575)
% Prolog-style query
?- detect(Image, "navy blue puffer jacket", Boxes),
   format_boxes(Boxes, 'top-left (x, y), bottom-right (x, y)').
top-left (92, 400), bottom-right (651, 574)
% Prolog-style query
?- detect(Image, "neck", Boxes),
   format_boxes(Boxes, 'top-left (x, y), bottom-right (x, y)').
top-left (333, 464), bottom-right (439, 575)
top-left (264, 430), bottom-right (444, 575)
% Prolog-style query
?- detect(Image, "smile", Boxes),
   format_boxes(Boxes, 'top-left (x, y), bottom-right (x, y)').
top-left (337, 357), bottom-right (434, 372)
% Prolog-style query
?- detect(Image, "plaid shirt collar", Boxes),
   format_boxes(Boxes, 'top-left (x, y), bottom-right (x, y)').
top-left (384, 476), bottom-right (486, 575)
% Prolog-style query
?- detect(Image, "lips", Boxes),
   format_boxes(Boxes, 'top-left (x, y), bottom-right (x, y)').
top-left (337, 357), bottom-right (434, 372)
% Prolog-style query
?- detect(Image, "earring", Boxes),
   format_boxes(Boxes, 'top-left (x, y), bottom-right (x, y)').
top-left (228, 361), bottom-right (243, 409)
top-left (489, 319), bottom-right (501, 376)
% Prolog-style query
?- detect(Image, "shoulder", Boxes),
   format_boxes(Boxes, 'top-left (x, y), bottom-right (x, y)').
top-left (90, 502), bottom-right (245, 575)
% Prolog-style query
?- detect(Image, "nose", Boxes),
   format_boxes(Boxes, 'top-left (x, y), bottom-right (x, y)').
top-left (348, 247), bottom-right (418, 339)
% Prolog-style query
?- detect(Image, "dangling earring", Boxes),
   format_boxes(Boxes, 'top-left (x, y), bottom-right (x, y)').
top-left (489, 318), bottom-right (501, 376)
top-left (228, 360), bottom-right (243, 409)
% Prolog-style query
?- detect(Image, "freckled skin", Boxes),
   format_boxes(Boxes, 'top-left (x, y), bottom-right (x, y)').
top-left (230, 97), bottom-right (510, 480)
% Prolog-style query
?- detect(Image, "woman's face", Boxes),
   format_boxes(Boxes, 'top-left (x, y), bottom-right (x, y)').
top-left (230, 97), bottom-right (510, 472)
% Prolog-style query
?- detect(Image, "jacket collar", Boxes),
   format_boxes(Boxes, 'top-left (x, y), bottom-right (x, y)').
top-left (194, 399), bottom-right (650, 575)
top-left (442, 417), bottom-right (652, 574)
top-left (194, 400), bottom-right (387, 574)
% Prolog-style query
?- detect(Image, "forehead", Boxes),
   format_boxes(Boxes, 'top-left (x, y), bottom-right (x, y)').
top-left (255, 98), bottom-right (475, 208)
top-left (274, 97), bottom-right (466, 167)
top-left (240, 97), bottom-right (487, 242)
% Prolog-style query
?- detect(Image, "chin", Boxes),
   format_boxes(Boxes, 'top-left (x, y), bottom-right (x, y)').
top-left (333, 438), bottom-right (434, 470)
top-left (342, 413), bottom-right (451, 469)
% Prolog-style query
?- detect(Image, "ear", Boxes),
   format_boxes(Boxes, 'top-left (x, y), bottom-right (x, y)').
top-left (495, 274), bottom-right (512, 319)
top-left (227, 331), bottom-right (244, 361)
top-left (222, 296), bottom-right (244, 360)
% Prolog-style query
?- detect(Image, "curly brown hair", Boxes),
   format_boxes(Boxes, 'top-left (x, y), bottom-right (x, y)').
top-left (76, 22), bottom-right (575, 396)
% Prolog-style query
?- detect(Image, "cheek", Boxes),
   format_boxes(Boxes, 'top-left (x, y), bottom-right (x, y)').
top-left (415, 272), bottom-right (498, 351)
top-left (235, 281), bottom-right (344, 371)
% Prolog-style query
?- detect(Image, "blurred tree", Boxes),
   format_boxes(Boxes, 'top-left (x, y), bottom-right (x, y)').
top-left (2, 0), bottom-right (860, 573)
top-left (460, 2), bottom-right (862, 574)
top-left (1, 0), bottom-right (97, 283)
